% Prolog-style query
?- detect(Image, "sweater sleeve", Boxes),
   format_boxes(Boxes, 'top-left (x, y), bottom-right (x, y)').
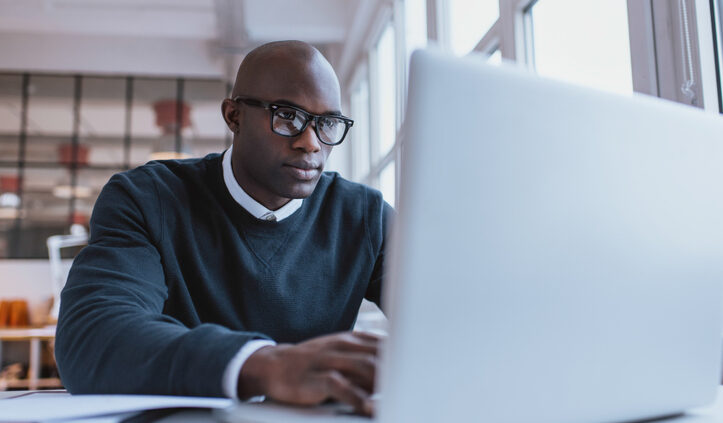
top-left (55, 171), bottom-right (269, 397)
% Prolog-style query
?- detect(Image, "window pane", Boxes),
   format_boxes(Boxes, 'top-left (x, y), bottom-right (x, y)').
top-left (375, 23), bottom-right (397, 159)
top-left (13, 167), bottom-right (70, 258)
top-left (351, 77), bottom-right (370, 181)
top-left (81, 77), bottom-right (127, 167)
top-left (130, 78), bottom-right (179, 166)
top-left (184, 80), bottom-right (228, 158)
top-left (0, 216), bottom-right (12, 257)
top-left (405, 0), bottom-right (428, 63)
top-left (379, 160), bottom-right (396, 208)
top-left (448, 0), bottom-right (498, 55)
top-left (0, 169), bottom-right (20, 258)
top-left (530, 0), bottom-right (633, 94)
top-left (26, 76), bottom-right (75, 164)
top-left (27, 76), bottom-right (75, 137)
top-left (0, 75), bottom-right (23, 163)
top-left (76, 168), bottom-right (117, 226)
top-left (0, 74), bottom-right (227, 258)
top-left (716, 0), bottom-right (723, 109)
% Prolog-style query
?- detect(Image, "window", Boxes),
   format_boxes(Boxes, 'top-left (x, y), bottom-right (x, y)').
top-left (80, 77), bottom-right (127, 167)
top-left (447, 0), bottom-right (498, 55)
top-left (26, 76), bottom-right (75, 164)
top-left (0, 75), bottom-right (22, 162)
top-left (373, 23), bottom-right (397, 160)
top-left (405, 0), bottom-right (428, 63)
top-left (131, 78), bottom-right (182, 163)
top-left (350, 76), bottom-right (371, 181)
top-left (0, 73), bottom-right (228, 258)
top-left (185, 80), bottom-right (228, 158)
top-left (338, 0), bottom-right (708, 214)
top-left (379, 160), bottom-right (396, 208)
top-left (714, 0), bottom-right (723, 111)
top-left (527, 0), bottom-right (633, 94)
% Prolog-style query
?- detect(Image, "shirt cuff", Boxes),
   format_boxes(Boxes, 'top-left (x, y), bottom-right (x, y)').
top-left (222, 339), bottom-right (277, 400)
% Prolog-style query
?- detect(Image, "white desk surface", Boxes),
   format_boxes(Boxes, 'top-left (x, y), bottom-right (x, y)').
top-left (4, 388), bottom-right (723, 422)
top-left (147, 387), bottom-right (723, 423)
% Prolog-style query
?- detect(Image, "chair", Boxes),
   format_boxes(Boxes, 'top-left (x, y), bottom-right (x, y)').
top-left (46, 224), bottom-right (88, 322)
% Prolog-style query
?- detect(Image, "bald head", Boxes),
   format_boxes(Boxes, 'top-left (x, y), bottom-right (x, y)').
top-left (231, 40), bottom-right (341, 108)
top-left (221, 40), bottom-right (345, 210)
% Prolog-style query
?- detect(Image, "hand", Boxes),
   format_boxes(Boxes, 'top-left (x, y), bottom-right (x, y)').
top-left (237, 331), bottom-right (381, 416)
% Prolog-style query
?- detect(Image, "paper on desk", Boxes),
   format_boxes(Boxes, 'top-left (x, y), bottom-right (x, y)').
top-left (0, 394), bottom-right (232, 422)
top-left (52, 411), bottom-right (139, 423)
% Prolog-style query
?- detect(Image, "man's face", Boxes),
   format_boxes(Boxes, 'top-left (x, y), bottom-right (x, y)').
top-left (224, 54), bottom-right (342, 210)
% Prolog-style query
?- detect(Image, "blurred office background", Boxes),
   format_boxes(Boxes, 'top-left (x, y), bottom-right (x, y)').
top-left (0, 0), bottom-right (720, 389)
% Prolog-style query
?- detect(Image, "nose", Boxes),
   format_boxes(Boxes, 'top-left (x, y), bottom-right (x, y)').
top-left (291, 121), bottom-right (322, 153)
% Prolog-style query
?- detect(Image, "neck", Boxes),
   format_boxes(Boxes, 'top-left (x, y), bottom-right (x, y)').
top-left (255, 194), bottom-right (290, 211)
top-left (231, 160), bottom-right (290, 211)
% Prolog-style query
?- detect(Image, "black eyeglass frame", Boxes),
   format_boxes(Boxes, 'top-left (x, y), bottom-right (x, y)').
top-left (232, 95), bottom-right (354, 146)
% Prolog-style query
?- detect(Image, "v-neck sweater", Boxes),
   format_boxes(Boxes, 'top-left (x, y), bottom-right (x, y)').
top-left (55, 152), bottom-right (393, 397)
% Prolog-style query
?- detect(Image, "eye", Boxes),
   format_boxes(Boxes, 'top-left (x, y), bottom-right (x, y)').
top-left (319, 117), bottom-right (339, 129)
top-left (275, 109), bottom-right (296, 121)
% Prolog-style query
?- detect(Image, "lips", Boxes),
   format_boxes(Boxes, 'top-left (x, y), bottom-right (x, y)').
top-left (283, 160), bottom-right (321, 181)
top-left (285, 160), bottom-right (320, 170)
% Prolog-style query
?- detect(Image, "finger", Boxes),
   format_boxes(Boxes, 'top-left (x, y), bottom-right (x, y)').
top-left (344, 372), bottom-right (375, 396)
top-left (318, 352), bottom-right (376, 393)
top-left (352, 330), bottom-right (386, 342)
top-left (321, 370), bottom-right (373, 416)
top-left (330, 334), bottom-right (379, 355)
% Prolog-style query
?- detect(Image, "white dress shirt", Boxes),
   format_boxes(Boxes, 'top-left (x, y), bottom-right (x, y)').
top-left (220, 146), bottom-right (303, 399)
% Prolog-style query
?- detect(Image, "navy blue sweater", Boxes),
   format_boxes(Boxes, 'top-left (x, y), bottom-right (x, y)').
top-left (55, 153), bottom-right (393, 397)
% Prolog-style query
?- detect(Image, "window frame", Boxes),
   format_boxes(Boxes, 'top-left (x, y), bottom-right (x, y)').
top-left (626, 0), bottom-right (719, 111)
top-left (0, 72), bottom-right (228, 258)
top-left (338, 0), bottom-right (721, 211)
top-left (357, 3), bottom-right (406, 207)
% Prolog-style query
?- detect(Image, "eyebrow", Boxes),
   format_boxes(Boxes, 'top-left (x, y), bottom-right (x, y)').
top-left (272, 98), bottom-right (343, 116)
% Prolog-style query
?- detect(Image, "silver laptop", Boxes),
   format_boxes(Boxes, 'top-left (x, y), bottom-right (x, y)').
top-left (219, 49), bottom-right (723, 423)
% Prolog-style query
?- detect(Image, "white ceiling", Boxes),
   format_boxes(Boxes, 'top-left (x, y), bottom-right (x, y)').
top-left (241, 0), bottom-right (353, 43)
top-left (0, 0), bottom-right (355, 44)
top-left (0, 0), bottom-right (218, 39)
top-left (0, 0), bottom-right (379, 78)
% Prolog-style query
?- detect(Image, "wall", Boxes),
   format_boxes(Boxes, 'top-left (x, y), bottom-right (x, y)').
top-left (0, 33), bottom-right (225, 78)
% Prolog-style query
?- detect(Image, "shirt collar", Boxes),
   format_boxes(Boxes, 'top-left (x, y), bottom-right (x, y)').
top-left (222, 146), bottom-right (303, 222)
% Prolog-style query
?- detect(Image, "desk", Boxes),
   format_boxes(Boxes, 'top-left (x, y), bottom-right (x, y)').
top-left (3, 388), bottom-right (723, 422)
top-left (161, 388), bottom-right (723, 423)
top-left (0, 327), bottom-right (60, 390)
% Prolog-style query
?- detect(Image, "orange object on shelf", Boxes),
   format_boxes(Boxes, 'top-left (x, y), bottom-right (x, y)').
top-left (71, 211), bottom-right (89, 226)
top-left (9, 300), bottom-right (29, 327)
top-left (0, 299), bottom-right (29, 328)
top-left (0, 300), bottom-right (9, 327)
top-left (153, 100), bottom-right (191, 135)
top-left (0, 175), bottom-right (19, 193)
top-left (58, 144), bottom-right (90, 167)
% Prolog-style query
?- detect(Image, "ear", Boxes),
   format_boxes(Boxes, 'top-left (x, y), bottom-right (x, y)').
top-left (221, 98), bottom-right (241, 133)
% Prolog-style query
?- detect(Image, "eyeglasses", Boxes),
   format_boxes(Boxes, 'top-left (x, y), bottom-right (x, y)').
top-left (232, 96), bottom-right (354, 146)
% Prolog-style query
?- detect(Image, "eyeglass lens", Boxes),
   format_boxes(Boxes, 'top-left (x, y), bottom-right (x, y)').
top-left (272, 107), bottom-right (347, 144)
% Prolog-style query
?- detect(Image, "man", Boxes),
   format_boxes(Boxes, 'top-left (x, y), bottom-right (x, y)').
top-left (55, 40), bottom-right (393, 416)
